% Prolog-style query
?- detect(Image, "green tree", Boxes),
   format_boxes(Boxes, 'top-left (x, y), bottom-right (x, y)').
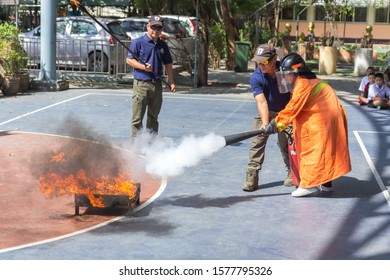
top-left (213, 0), bottom-right (239, 70)
top-left (209, 20), bottom-right (226, 69)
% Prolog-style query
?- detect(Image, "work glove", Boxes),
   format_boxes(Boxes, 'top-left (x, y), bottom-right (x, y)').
top-left (263, 119), bottom-right (278, 135)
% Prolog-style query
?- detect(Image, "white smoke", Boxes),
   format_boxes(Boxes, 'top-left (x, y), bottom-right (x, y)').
top-left (131, 131), bottom-right (226, 178)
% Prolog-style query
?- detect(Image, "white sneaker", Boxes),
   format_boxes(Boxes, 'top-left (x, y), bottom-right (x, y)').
top-left (318, 185), bottom-right (333, 192)
top-left (291, 187), bottom-right (319, 197)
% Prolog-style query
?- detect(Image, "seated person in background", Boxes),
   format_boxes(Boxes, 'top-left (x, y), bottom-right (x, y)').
top-left (359, 72), bottom-right (375, 105)
top-left (358, 66), bottom-right (375, 97)
top-left (367, 72), bottom-right (390, 109)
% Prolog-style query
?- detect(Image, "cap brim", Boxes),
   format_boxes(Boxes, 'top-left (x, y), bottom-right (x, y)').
top-left (251, 56), bottom-right (268, 64)
top-left (149, 21), bottom-right (163, 26)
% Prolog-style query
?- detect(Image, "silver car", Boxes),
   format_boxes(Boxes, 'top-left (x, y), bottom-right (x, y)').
top-left (20, 16), bottom-right (130, 73)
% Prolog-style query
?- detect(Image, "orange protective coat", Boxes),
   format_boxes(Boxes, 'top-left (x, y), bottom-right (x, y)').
top-left (274, 77), bottom-right (351, 188)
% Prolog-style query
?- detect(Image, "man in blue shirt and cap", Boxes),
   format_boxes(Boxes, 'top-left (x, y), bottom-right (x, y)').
top-left (242, 44), bottom-right (292, 191)
top-left (126, 15), bottom-right (176, 138)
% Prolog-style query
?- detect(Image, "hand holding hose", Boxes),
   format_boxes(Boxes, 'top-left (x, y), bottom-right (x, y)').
top-left (263, 119), bottom-right (278, 135)
top-left (144, 63), bottom-right (176, 93)
top-left (143, 63), bottom-right (153, 73)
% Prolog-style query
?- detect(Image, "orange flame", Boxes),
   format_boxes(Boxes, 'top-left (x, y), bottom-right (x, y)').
top-left (39, 152), bottom-right (137, 207)
top-left (70, 0), bottom-right (81, 8)
top-left (51, 152), bottom-right (65, 162)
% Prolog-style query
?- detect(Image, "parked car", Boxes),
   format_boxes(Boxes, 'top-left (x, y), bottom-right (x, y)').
top-left (160, 15), bottom-right (197, 37)
top-left (119, 17), bottom-right (148, 40)
top-left (160, 17), bottom-right (190, 39)
top-left (19, 16), bottom-right (130, 72)
top-left (120, 16), bottom-right (189, 41)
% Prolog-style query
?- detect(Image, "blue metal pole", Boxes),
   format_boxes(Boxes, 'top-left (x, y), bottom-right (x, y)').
top-left (39, 0), bottom-right (57, 81)
top-left (193, 0), bottom-right (199, 87)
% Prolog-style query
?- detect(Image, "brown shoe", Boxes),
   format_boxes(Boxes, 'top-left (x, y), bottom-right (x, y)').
top-left (284, 171), bottom-right (294, 187)
top-left (242, 168), bottom-right (258, 192)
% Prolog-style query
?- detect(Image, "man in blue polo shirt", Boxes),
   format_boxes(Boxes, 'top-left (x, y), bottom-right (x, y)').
top-left (126, 15), bottom-right (176, 138)
top-left (242, 44), bottom-right (292, 191)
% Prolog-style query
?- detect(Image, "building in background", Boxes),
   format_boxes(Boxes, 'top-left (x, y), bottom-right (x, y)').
top-left (279, 0), bottom-right (390, 43)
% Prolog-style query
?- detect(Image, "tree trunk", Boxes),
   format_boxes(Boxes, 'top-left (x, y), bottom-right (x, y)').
top-left (145, 0), bottom-right (153, 16)
top-left (193, 0), bottom-right (210, 87)
top-left (274, 0), bottom-right (281, 37)
top-left (218, 0), bottom-right (239, 70)
top-left (166, 0), bottom-right (174, 14)
top-left (266, 0), bottom-right (275, 35)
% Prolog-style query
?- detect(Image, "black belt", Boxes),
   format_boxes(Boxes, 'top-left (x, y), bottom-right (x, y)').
top-left (136, 78), bottom-right (160, 83)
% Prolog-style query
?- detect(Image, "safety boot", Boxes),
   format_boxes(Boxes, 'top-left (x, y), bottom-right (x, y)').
top-left (284, 171), bottom-right (294, 187)
top-left (242, 168), bottom-right (259, 192)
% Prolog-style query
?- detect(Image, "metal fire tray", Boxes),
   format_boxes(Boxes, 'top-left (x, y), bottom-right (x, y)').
top-left (74, 183), bottom-right (140, 216)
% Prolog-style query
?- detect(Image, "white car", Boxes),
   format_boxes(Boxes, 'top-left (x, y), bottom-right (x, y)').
top-left (159, 15), bottom-right (197, 37)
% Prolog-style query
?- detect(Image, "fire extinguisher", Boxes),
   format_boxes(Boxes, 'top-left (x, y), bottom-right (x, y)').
top-left (284, 130), bottom-right (300, 187)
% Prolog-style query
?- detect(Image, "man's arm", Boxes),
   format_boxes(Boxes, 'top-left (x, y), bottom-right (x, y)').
top-left (164, 63), bottom-right (176, 92)
top-left (359, 92), bottom-right (369, 104)
top-left (255, 94), bottom-right (269, 129)
top-left (126, 58), bottom-right (152, 72)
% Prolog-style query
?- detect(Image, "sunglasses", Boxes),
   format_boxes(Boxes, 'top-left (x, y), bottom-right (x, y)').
top-left (259, 56), bottom-right (274, 66)
top-left (150, 25), bottom-right (163, 31)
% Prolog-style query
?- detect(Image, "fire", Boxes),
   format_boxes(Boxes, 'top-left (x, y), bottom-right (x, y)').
top-left (51, 152), bottom-right (65, 162)
top-left (38, 151), bottom-right (138, 208)
top-left (70, 0), bottom-right (81, 8)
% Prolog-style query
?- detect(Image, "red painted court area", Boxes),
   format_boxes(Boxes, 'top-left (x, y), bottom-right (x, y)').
top-left (0, 132), bottom-right (161, 250)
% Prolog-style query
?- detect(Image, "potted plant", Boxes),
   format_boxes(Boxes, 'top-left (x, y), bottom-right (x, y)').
top-left (318, 0), bottom-right (337, 75)
top-left (337, 44), bottom-right (357, 63)
top-left (15, 47), bottom-right (30, 92)
top-left (0, 22), bottom-right (28, 96)
top-left (0, 40), bottom-right (20, 96)
top-left (354, 25), bottom-right (374, 76)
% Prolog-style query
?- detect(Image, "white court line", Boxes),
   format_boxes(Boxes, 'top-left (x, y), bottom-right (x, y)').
top-left (213, 99), bottom-right (251, 130)
top-left (0, 93), bottom-right (91, 126)
top-left (90, 91), bottom-right (254, 103)
top-left (353, 130), bottom-right (390, 207)
top-left (0, 131), bottom-right (168, 254)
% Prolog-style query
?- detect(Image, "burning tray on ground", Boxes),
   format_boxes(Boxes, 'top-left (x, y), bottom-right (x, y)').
top-left (74, 183), bottom-right (140, 216)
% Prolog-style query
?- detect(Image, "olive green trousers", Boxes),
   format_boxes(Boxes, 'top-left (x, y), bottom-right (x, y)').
top-left (132, 79), bottom-right (163, 137)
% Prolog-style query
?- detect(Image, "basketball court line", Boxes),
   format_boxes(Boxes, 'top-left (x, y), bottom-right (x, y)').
top-left (0, 92), bottom-right (254, 129)
top-left (354, 130), bottom-right (390, 207)
top-left (0, 93), bottom-right (91, 127)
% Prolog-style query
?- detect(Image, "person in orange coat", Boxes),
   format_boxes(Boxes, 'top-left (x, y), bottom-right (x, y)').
top-left (264, 53), bottom-right (351, 197)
